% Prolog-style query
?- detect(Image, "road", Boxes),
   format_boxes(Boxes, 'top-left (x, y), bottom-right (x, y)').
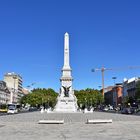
top-left (0, 111), bottom-right (140, 140)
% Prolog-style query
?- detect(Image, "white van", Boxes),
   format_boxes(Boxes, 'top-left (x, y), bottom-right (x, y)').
top-left (7, 108), bottom-right (18, 114)
top-left (7, 103), bottom-right (19, 114)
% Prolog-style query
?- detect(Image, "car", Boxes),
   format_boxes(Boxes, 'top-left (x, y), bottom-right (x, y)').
top-left (29, 107), bottom-right (38, 112)
top-left (7, 108), bottom-right (18, 114)
top-left (103, 107), bottom-right (109, 111)
top-left (121, 108), bottom-right (134, 114)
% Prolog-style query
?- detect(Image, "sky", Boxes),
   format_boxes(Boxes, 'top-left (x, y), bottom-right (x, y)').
top-left (0, 0), bottom-right (140, 92)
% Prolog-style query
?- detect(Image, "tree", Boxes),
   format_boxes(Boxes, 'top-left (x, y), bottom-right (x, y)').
top-left (74, 88), bottom-right (103, 109)
top-left (20, 88), bottom-right (58, 108)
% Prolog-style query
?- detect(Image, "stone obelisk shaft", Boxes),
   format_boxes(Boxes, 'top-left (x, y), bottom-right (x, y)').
top-left (61, 32), bottom-right (72, 83)
top-left (64, 32), bottom-right (70, 69)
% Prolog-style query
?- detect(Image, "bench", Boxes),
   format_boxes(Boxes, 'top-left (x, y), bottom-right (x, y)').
top-left (38, 120), bottom-right (64, 124)
top-left (87, 119), bottom-right (112, 124)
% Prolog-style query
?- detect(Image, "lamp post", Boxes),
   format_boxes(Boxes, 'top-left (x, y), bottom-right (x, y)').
top-left (85, 97), bottom-right (87, 109)
top-left (90, 98), bottom-right (92, 107)
top-left (27, 83), bottom-right (36, 92)
top-left (10, 76), bottom-right (17, 104)
top-left (48, 97), bottom-right (49, 108)
top-left (112, 77), bottom-right (117, 108)
top-left (98, 86), bottom-right (102, 89)
top-left (112, 77), bottom-right (117, 86)
top-left (13, 76), bottom-right (17, 91)
top-left (98, 86), bottom-right (102, 94)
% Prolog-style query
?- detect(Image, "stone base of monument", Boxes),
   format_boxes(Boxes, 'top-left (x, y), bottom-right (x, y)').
top-left (54, 96), bottom-right (78, 112)
top-left (38, 120), bottom-right (64, 124)
top-left (87, 119), bottom-right (112, 124)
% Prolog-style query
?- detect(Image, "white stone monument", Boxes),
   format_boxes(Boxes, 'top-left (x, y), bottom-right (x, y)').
top-left (54, 32), bottom-right (78, 112)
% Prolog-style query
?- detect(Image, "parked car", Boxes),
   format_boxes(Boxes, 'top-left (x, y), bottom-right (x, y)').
top-left (121, 108), bottom-right (134, 114)
top-left (7, 108), bottom-right (18, 114)
top-left (29, 107), bottom-right (38, 112)
top-left (103, 107), bottom-right (109, 111)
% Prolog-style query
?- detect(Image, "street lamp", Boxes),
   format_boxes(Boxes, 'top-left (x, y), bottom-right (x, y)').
top-left (48, 98), bottom-right (49, 108)
top-left (112, 77), bottom-right (117, 108)
top-left (26, 83), bottom-right (36, 92)
top-left (10, 76), bottom-right (17, 104)
top-left (84, 97), bottom-right (87, 109)
top-left (98, 86), bottom-right (102, 94)
top-left (90, 98), bottom-right (92, 107)
top-left (112, 77), bottom-right (117, 86)
top-left (13, 76), bottom-right (17, 93)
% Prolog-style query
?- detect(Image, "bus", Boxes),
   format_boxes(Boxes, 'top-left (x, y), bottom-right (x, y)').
top-left (7, 103), bottom-right (21, 114)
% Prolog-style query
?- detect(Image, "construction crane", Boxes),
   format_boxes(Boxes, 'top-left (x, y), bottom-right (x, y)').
top-left (91, 66), bottom-right (140, 97)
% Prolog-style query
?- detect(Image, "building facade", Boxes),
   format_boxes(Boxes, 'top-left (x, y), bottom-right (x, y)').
top-left (123, 77), bottom-right (140, 98)
top-left (0, 81), bottom-right (10, 104)
top-left (4, 72), bottom-right (23, 104)
top-left (104, 89), bottom-right (113, 106)
top-left (104, 84), bottom-right (123, 107)
top-left (112, 84), bottom-right (123, 107)
top-left (22, 88), bottom-right (29, 95)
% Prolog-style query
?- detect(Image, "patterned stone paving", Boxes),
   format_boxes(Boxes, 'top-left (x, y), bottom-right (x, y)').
top-left (0, 111), bottom-right (140, 140)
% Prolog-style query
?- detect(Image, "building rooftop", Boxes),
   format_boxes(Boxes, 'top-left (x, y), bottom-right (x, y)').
top-left (124, 77), bottom-right (140, 84)
top-left (4, 72), bottom-right (22, 79)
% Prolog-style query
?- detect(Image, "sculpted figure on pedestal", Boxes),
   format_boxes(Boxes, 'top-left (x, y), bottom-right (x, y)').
top-left (62, 86), bottom-right (71, 97)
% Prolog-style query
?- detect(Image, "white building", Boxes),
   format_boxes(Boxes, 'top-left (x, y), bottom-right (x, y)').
top-left (123, 77), bottom-right (140, 98)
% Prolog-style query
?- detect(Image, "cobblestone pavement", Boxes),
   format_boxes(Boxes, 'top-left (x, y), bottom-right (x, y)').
top-left (0, 111), bottom-right (140, 140)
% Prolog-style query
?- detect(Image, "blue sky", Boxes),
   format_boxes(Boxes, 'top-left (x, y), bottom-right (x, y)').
top-left (0, 0), bottom-right (140, 91)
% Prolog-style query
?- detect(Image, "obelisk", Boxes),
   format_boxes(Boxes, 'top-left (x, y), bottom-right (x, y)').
top-left (63, 32), bottom-right (70, 69)
top-left (61, 32), bottom-right (73, 95)
top-left (54, 32), bottom-right (78, 112)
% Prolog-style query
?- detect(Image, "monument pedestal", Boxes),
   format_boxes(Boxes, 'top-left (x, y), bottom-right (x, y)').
top-left (54, 92), bottom-right (78, 112)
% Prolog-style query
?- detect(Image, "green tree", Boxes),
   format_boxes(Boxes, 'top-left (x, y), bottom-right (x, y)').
top-left (20, 88), bottom-right (58, 108)
top-left (74, 88), bottom-right (103, 109)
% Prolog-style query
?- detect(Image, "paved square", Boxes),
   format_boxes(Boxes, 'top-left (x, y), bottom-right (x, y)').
top-left (0, 111), bottom-right (140, 140)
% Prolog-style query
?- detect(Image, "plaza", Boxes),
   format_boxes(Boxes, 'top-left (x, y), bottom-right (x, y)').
top-left (0, 111), bottom-right (140, 140)
top-left (0, 1), bottom-right (140, 140)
